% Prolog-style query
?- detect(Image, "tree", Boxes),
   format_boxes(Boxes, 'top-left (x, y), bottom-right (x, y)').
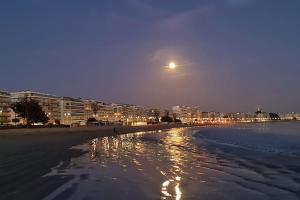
top-left (174, 118), bottom-right (182, 123)
top-left (11, 98), bottom-right (49, 125)
top-left (161, 111), bottom-right (173, 123)
top-left (161, 116), bottom-right (173, 123)
top-left (172, 113), bottom-right (181, 123)
top-left (269, 113), bottom-right (280, 120)
top-left (87, 117), bottom-right (97, 123)
top-left (154, 109), bottom-right (160, 123)
top-left (12, 118), bottom-right (20, 124)
top-left (54, 119), bottom-right (61, 125)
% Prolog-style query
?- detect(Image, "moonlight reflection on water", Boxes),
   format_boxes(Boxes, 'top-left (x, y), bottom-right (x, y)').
top-left (45, 126), bottom-right (300, 200)
top-left (88, 129), bottom-right (193, 200)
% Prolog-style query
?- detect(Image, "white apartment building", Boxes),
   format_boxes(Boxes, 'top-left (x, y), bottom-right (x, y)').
top-left (0, 91), bottom-right (11, 124)
top-left (11, 91), bottom-right (61, 124)
top-left (83, 100), bottom-right (99, 120)
top-left (172, 105), bottom-right (198, 123)
top-left (60, 97), bottom-right (85, 125)
top-left (256, 112), bottom-right (270, 121)
top-left (279, 112), bottom-right (298, 120)
top-left (107, 103), bottom-right (149, 125)
top-left (96, 103), bottom-right (116, 122)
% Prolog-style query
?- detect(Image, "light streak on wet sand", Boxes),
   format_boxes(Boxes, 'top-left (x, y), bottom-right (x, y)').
top-left (43, 126), bottom-right (300, 200)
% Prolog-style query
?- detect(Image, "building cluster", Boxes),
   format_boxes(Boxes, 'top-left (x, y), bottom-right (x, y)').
top-left (171, 106), bottom-right (300, 124)
top-left (0, 90), bottom-right (164, 126)
top-left (0, 90), bottom-right (299, 126)
top-left (278, 112), bottom-right (300, 120)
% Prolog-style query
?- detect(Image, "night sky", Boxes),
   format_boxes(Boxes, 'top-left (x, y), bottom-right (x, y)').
top-left (1, 0), bottom-right (299, 112)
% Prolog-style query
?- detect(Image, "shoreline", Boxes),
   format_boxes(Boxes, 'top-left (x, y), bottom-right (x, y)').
top-left (1, 120), bottom-right (299, 137)
top-left (0, 124), bottom-right (202, 137)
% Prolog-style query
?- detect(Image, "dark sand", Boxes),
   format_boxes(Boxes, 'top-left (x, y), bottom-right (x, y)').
top-left (40, 125), bottom-right (300, 200)
top-left (0, 124), bottom-right (197, 200)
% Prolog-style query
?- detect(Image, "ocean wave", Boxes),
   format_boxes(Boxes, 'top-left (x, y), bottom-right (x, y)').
top-left (193, 124), bottom-right (300, 156)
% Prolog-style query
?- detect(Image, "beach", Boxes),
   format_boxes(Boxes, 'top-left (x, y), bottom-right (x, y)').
top-left (0, 124), bottom-right (198, 200)
top-left (1, 122), bottom-right (300, 200)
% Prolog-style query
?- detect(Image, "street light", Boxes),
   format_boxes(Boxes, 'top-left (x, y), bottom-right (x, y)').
top-left (64, 112), bottom-right (71, 125)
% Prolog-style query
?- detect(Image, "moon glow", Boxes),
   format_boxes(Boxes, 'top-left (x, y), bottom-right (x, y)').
top-left (168, 62), bottom-right (176, 69)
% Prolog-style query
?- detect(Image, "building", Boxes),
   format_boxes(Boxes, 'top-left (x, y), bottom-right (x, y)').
top-left (279, 112), bottom-right (298, 120)
top-left (201, 112), bottom-right (209, 120)
top-left (83, 100), bottom-right (99, 120)
top-left (125, 105), bottom-right (148, 125)
top-left (0, 91), bottom-right (11, 125)
top-left (107, 104), bottom-right (149, 125)
top-left (191, 106), bottom-right (202, 120)
top-left (255, 113), bottom-right (269, 121)
top-left (60, 97), bottom-right (85, 125)
top-left (172, 106), bottom-right (203, 123)
top-left (146, 108), bottom-right (161, 121)
top-left (172, 106), bottom-right (192, 123)
top-left (96, 102), bottom-right (116, 122)
top-left (83, 101), bottom-right (117, 123)
top-left (10, 91), bottom-right (61, 124)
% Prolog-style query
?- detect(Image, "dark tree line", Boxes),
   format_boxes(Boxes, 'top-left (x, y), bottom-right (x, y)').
top-left (269, 113), bottom-right (280, 120)
top-left (161, 111), bottom-right (181, 123)
top-left (11, 98), bottom-right (49, 125)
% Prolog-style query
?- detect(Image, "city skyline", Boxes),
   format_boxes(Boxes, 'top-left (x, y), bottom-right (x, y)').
top-left (1, 0), bottom-right (300, 112)
top-left (2, 89), bottom-right (299, 126)
top-left (1, 89), bottom-right (299, 115)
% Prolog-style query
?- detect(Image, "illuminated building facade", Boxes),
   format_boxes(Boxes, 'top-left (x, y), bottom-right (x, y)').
top-left (11, 91), bottom-right (61, 124)
top-left (89, 102), bottom-right (116, 123)
top-left (279, 112), bottom-right (299, 120)
top-left (3, 89), bottom-right (299, 126)
top-left (60, 97), bottom-right (85, 125)
top-left (0, 91), bottom-right (11, 124)
top-left (83, 100), bottom-right (100, 120)
top-left (172, 106), bottom-right (200, 123)
top-left (109, 104), bottom-right (149, 125)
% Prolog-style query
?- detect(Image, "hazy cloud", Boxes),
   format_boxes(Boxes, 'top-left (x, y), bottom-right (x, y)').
top-left (156, 6), bottom-right (213, 30)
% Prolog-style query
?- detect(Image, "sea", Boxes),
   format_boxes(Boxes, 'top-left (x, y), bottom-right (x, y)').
top-left (44, 122), bottom-right (300, 200)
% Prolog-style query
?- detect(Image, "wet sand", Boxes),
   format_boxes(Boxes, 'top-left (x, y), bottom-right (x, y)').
top-left (42, 127), bottom-right (300, 200)
top-left (2, 123), bottom-right (299, 200)
top-left (0, 124), bottom-right (198, 200)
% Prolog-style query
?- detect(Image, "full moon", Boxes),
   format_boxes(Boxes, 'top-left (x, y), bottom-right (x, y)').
top-left (168, 62), bottom-right (176, 69)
